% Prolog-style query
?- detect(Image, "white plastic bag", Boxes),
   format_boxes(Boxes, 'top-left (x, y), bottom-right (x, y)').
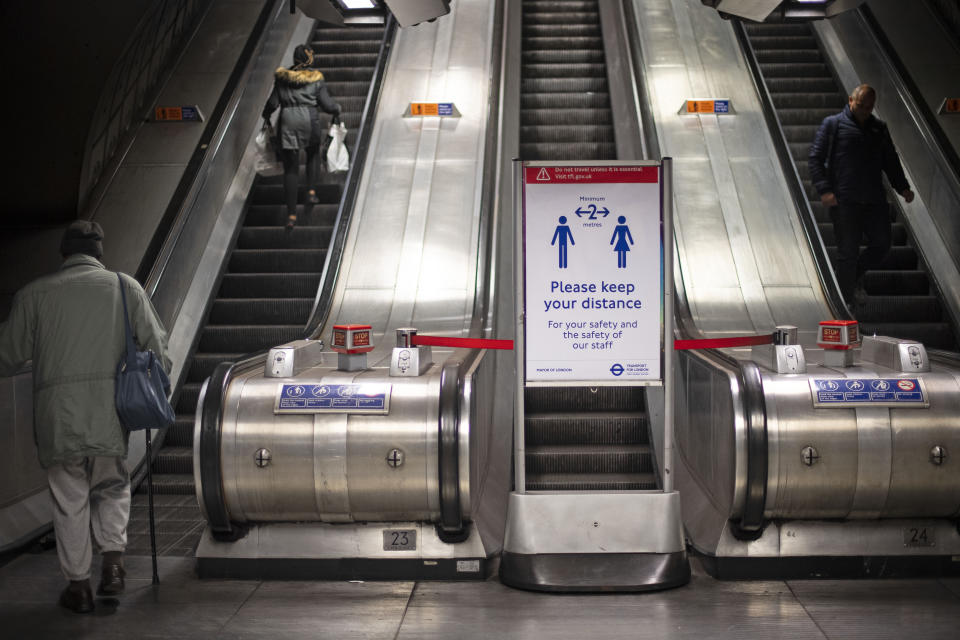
top-left (254, 123), bottom-right (281, 175)
top-left (326, 121), bottom-right (350, 173)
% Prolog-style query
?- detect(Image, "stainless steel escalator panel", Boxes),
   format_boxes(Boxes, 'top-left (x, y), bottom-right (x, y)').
top-left (632, 0), bottom-right (831, 344)
top-left (320, 0), bottom-right (498, 358)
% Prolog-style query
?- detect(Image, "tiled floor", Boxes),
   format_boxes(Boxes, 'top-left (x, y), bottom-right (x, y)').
top-left (2, 550), bottom-right (959, 639)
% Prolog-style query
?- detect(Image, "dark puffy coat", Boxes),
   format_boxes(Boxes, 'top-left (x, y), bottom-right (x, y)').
top-left (808, 104), bottom-right (909, 205)
top-left (263, 66), bottom-right (341, 150)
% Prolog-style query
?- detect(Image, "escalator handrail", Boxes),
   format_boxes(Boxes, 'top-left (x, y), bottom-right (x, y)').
top-left (732, 20), bottom-right (852, 321)
top-left (198, 353), bottom-right (265, 536)
top-left (303, 15), bottom-right (398, 338)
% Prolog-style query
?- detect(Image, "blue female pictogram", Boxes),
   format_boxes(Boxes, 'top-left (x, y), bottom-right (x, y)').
top-left (552, 216), bottom-right (575, 268)
top-left (610, 215), bottom-right (634, 268)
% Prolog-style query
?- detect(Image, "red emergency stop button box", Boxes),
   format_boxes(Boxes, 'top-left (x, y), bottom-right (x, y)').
top-left (331, 324), bottom-right (375, 354)
top-left (817, 320), bottom-right (859, 350)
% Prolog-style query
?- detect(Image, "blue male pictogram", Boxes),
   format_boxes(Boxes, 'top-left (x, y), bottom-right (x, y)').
top-left (552, 216), bottom-right (575, 268)
top-left (610, 215), bottom-right (634, 269)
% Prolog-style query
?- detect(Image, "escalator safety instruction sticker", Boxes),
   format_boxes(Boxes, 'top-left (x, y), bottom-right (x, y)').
top-left (810, 378), bottom-right (928, 408)
top-left (522, 165), bottom-right (662, 383)
top-left (275, 383), bottom-right (391, 414)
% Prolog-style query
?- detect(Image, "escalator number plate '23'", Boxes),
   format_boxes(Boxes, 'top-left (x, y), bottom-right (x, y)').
top-left (383, 529), bottom-right (417, 551)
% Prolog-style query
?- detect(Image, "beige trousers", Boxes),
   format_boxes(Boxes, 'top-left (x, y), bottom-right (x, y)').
top-left (47, 456), bottom-right (130, 581)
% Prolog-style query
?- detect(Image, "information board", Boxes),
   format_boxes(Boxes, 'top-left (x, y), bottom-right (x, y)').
top-left (522, 164), bottom-right (662, 384)
top-left (274, 383), bottom-right (391, 414)
top-left (810, 378), bottom-right (928, 408)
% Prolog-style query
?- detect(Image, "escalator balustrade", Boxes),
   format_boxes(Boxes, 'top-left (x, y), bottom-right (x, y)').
top-left (126, 20), bottom-right (386, 555)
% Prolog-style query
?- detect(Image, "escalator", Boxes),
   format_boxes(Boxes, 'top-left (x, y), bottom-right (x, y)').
top-left (126, 19), bottom-right (389, 555)
top-left (519, 0), bottom-right (654, 493)
top-left (740, 20), bottom-right (958, 351)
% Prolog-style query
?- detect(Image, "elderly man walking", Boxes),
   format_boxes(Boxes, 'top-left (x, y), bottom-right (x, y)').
top-left (809, 84), bottom-right (915, 309)
top-left (0, 221), bottom-right (171, 613)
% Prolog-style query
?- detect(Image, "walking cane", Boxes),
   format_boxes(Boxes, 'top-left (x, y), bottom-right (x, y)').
top-left (145, 428), bottom-right (160, 585)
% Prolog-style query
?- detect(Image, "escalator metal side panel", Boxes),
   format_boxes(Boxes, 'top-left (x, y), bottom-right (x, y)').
top-left (630, 0), bottom-right (832, 347)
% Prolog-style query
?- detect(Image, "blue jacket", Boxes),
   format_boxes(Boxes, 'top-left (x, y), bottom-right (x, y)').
top-left (808, 104), bottom-right (909, 205)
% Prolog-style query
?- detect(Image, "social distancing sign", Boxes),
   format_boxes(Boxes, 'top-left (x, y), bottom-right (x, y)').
top-left (521, 164), bottom-right (663, 384)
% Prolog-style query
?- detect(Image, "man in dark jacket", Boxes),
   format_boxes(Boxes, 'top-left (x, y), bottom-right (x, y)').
top-left (0, 221), bottom-right (170, 613)
top-left (809, 84), bottom-right (914, 307)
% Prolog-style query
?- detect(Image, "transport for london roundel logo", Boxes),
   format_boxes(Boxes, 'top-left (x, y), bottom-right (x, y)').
top-left (610, 363), bottom-right (624, 377)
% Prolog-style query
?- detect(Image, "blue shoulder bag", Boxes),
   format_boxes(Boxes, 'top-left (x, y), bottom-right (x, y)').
top-left (114, 274), bottom-right (175, 431)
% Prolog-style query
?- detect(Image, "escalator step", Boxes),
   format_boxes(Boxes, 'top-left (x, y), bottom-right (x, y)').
top-left (208, 298), bottom-right (314, 325)
top-left (250, 182), bottom-right (340, 203)
top-left (199, 325), bottom-right (304, 353)
top-left (244, 204), bottom-right (339, 227)
top-left (523, 49), bottom-right (605, 64)
top-left (522, 24), bottom-right (601, 38)
top-left (744, 23), bottom-right (809, 36)
top-left (525, 472), bottom-right (657, 492)
top-left (526, 445), bottom-right (653, 474)
top-left (153, 447), bottom-right (194, 475)
top-left (525, 386), bottom-right (645, 412)
top-left (747, 35), bottom-right (818, 50)
top-left (321, 67), bottom-right (374, 83)
top-left (754, 48), bottom-right (823, 63)
top-left (826, 246), bottom-right (917, 270)
top-left (863, 270), bottom-right (929, 295)
top-left (856, 295), bottom-right (942, 323)
top-left (771, 92), bottom-right (845, 109)
top-left (165, 417), bottom-right (195, 448)
top-left (229, 249), bottom-right (327, 273)
top-left (523, 11), bottom-right (599, 26)
top-left (175, 383), bottom-right (203, 414)
top-left (521, 108), bottom-right (612, 126)
top-left (311, 39), bottom-right (382, 54)
top-left (186, 353), bottom-right (245, 383)
top-left (525, 412), bottom-right (649, 445)
top-left (520, 124), bottom-right (614, 143)
top-left (312, 53), bottom-right (379, 68)
top-left (520, 142), bottom-right (617, 160)
top-left (322, 80), bottom-right (374, 97)
top-left (521, 77), bottom-right (608, 93)
top-left (218, 273), bottom-right (322, 297)
top-left (758, 62), bottom-right (830, 78)
top-left (773, 107), bottom-right (837, 126)
top-left (521, 92), bottom-right (611, 109)
top-left (521, 36), bottom-right (603, 50)
top-left (313, 26), bottom-right (384, 41)
top-left (765, 77), bottom-right (838, 93)
top-left (523, 63), bottom-right (608, 79)
top-left (817, 222), bottom-right (907, 246)
top-left (781, 124), bottom-right (823, 144)
top-left (237, 226), bottom-right (333, 250)
top-left (149, 473), bottom-right (196, 495)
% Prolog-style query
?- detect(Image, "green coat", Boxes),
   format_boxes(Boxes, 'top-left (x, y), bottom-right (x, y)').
top-left (0, 254), bottom-right (171, 468)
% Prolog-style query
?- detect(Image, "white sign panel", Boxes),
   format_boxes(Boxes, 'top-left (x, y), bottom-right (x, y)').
top-left (523, 164), bottom-right (662, 383)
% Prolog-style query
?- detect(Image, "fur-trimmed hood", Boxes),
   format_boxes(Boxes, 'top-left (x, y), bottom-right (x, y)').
top-left (275, 67), bottom-right (325, 86)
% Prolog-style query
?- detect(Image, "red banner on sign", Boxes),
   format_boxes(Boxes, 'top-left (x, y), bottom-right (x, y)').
top-left (524, 166), bottom-right (659, 184)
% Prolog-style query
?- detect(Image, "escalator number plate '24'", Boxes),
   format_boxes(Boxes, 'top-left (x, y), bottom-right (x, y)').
top-left (903, 527), bottom-right (935, 547)
top-left (383, 529), bottom-right (416, 551)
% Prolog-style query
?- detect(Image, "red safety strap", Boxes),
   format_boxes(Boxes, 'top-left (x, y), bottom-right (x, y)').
top-left (674, 334), bottom-right (773, 350)
top-left (411, 335), bottom-right (515, 350)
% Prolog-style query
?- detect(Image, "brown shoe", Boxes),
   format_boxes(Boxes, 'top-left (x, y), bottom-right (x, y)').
top-left (59, 580), bottom-right (94, 613)
top-left (97, 561), bottom-right (126, 596)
